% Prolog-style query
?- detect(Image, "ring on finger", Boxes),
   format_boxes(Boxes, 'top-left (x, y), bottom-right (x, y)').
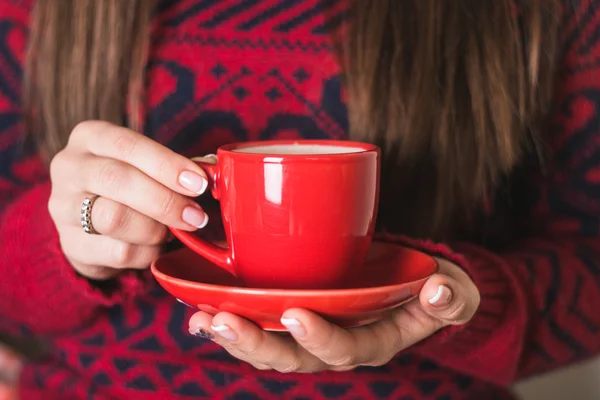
top-left (80, 195), bottom-right (100, 234)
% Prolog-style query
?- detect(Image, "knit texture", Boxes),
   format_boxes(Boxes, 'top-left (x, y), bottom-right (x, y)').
top-left (1, 0), bottom-right (600, 399)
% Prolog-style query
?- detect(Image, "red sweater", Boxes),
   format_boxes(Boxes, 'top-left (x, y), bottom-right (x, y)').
top-left (1, 1), bottom-right (600, 399)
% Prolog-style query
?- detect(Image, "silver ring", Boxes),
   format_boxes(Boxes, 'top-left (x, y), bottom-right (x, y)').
top-left (80, 195), bottom-right (100, 234)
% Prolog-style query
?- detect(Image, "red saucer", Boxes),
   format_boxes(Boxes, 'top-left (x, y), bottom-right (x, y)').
top-left (151, 241), bottom-right (439, 331)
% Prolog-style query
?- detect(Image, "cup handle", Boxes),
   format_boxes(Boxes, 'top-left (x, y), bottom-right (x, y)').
top-left (168, 159), bottom-right (235, 276)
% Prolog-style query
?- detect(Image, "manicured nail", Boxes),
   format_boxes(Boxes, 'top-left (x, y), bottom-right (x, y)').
top-left (182, 206), bottom-right (209, 229)
top-left (211, 325), bottom-right (238, 343)
top-left (179, 171), bottom-right (208, 194)
top-left (428, 285), bottom-right (452, 306)
top-left (280, 317), bottom-right (306, 338)
top-left (176, 298), bottom-right (193, 308)
top-left (189, 328), bottom-right (214, 339)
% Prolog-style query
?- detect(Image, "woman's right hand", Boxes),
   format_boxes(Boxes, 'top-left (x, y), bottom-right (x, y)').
top-left (48, 121), bottom-right (211, 280)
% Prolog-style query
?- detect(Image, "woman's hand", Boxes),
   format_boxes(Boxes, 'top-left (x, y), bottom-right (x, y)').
top-left (0, 343), bottom-right (21, 394)
top-left (48, 120), bottom-right (212, 280)
top-left (188, 258), bottom-right (480, 372)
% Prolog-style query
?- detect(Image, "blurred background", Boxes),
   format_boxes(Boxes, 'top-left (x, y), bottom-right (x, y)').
top-left (514, 358), bottom-right (600, 400)
top-left (1, 341), bottom-right (598, 399)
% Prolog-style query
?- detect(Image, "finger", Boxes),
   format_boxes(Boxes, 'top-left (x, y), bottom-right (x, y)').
top-left (187, 311), bottom-right (272, 371)
top-left (281, 309), bottom-right (403, 368)
top-left (80, 155), bottom-right (208, 231)
top-left (70, 263), bottom-right (122, 281)
top-left (419, 264), bottom-right (480, 325)
top-left (190, 312), bottom-right (325, 373)
top-left (0, 386), bottom-right (17, 400)
top-left (69, 121), bottom-right (210, 197)
top-left (0, 345), bottom-right (21, 384)
top-left (191, 154), bottom-right (217, 164)
top-left (59, 227), bottom-right (161, 272)
top-left (62, 195), bottom-right (168, 245)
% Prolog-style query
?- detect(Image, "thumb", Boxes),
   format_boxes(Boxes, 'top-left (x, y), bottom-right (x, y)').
top-left (418, 271), bottom-right (479, 325)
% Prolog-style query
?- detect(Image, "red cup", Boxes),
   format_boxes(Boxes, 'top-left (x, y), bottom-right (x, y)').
top-left (169, 140), bottom-right (381, 289)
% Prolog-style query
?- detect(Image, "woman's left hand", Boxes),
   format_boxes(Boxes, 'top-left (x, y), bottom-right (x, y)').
top-left (188, 258), bottom-right (480, 373)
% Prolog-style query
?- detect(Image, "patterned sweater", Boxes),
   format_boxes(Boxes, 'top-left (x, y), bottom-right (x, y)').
top-left (1, 1), bottom-right (600, 399)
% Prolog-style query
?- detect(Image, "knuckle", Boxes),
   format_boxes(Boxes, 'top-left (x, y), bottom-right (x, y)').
top-left (156, 159), bottom-right (176, 182)
top-left (330, 365), bottom-right (357, 372)
top-left (155, 189), bottom-right (177, 218)
top-left (58, 235), bottom-right (75, 257)
top-left (135, 246), bottom-right (162, 269)
top-left (112, 242), bottom-right (135, 267)
top-left (149, 225), bottom-right (168, 245)
top-left (300, 336), bottom-right (329, 353)
top-left (47, 195), bottom-right (59, 219)
top-left (97, 160), bottom-right (129, 192)
top-left (276, 359), bottom-right (304, 374)
top-left (252, 364), bottom-right (272, 371)
top-left (238, 334), bottom-right (264, 358)
top-left (69, 121), bottom-right (90, 141)
top-left (76, 265), bottom-right (118, 281)
top-left (132, 246), bottom-right (160, 270)
top-left (49, 151), bottom-right (69, 181)
top-left (364, 354), bottom-right (394, 368)
top-left (241, 340), bottom-right (261, 358)
top-left (69, 120), bottom-right (100, 145)
top-left (112, 131), bottom-right (138, 158)
top-left (327, 354), bottom-right (357, 368)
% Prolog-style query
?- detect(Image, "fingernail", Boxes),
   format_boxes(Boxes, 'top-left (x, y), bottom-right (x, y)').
top-left (280, 317), bottom-right (306, 338)
top-left (189, 328), bottom-right (214, 339)
top-left (211, 325), bottom-right (238, 343)
top-left (428, 285), bottom-right (452, 306)
top-left (182, 206), bottom-right (209, 229)
top-left (176, 298), bottom-right (193, 308)
top-left (179, 171), bottom-right (208, 194)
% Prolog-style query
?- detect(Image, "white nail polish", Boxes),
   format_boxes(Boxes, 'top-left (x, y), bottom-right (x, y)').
top-left (280, 317), bottom-right (306, 337)
top-left (176, 298), bottom-right (193, 308)
top-left (197, 213), bottom-right (209, 229)
top-left (179, 171), bottom-right (208, 194)
top-left (198, 177), bottom-right (208, 195)
top-left (211, 324), bottom-right (238, 342)
top-left (428, 285), bottom-right (451, 305)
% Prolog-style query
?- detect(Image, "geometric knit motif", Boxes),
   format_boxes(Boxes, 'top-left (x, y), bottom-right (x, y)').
top-left (1, 1), bottom-right (600, 399)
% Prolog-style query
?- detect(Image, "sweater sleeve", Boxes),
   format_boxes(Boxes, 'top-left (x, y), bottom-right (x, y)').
top-left (392, 1), bottom-right (600, 385)
top-left (0, 5), bottom-right (152, 337)
top-left (0, 172), bottom-right (152, 336)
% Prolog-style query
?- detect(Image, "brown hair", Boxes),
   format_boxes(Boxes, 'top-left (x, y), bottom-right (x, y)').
top-left (24, 0), bottom-right (561, 239)
top-left (24, 0), bottom-right (153, 157)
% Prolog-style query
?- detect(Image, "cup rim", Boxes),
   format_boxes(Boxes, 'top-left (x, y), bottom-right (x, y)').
top-left (217, 140), bottom-right (380, 158)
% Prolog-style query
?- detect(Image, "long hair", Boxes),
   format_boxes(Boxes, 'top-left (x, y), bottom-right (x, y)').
top-left (24, 0), bottom-right (562, 238)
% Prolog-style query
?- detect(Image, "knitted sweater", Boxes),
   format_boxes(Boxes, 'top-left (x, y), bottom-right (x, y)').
top-left (1, 1), bottom-right (600, 399)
